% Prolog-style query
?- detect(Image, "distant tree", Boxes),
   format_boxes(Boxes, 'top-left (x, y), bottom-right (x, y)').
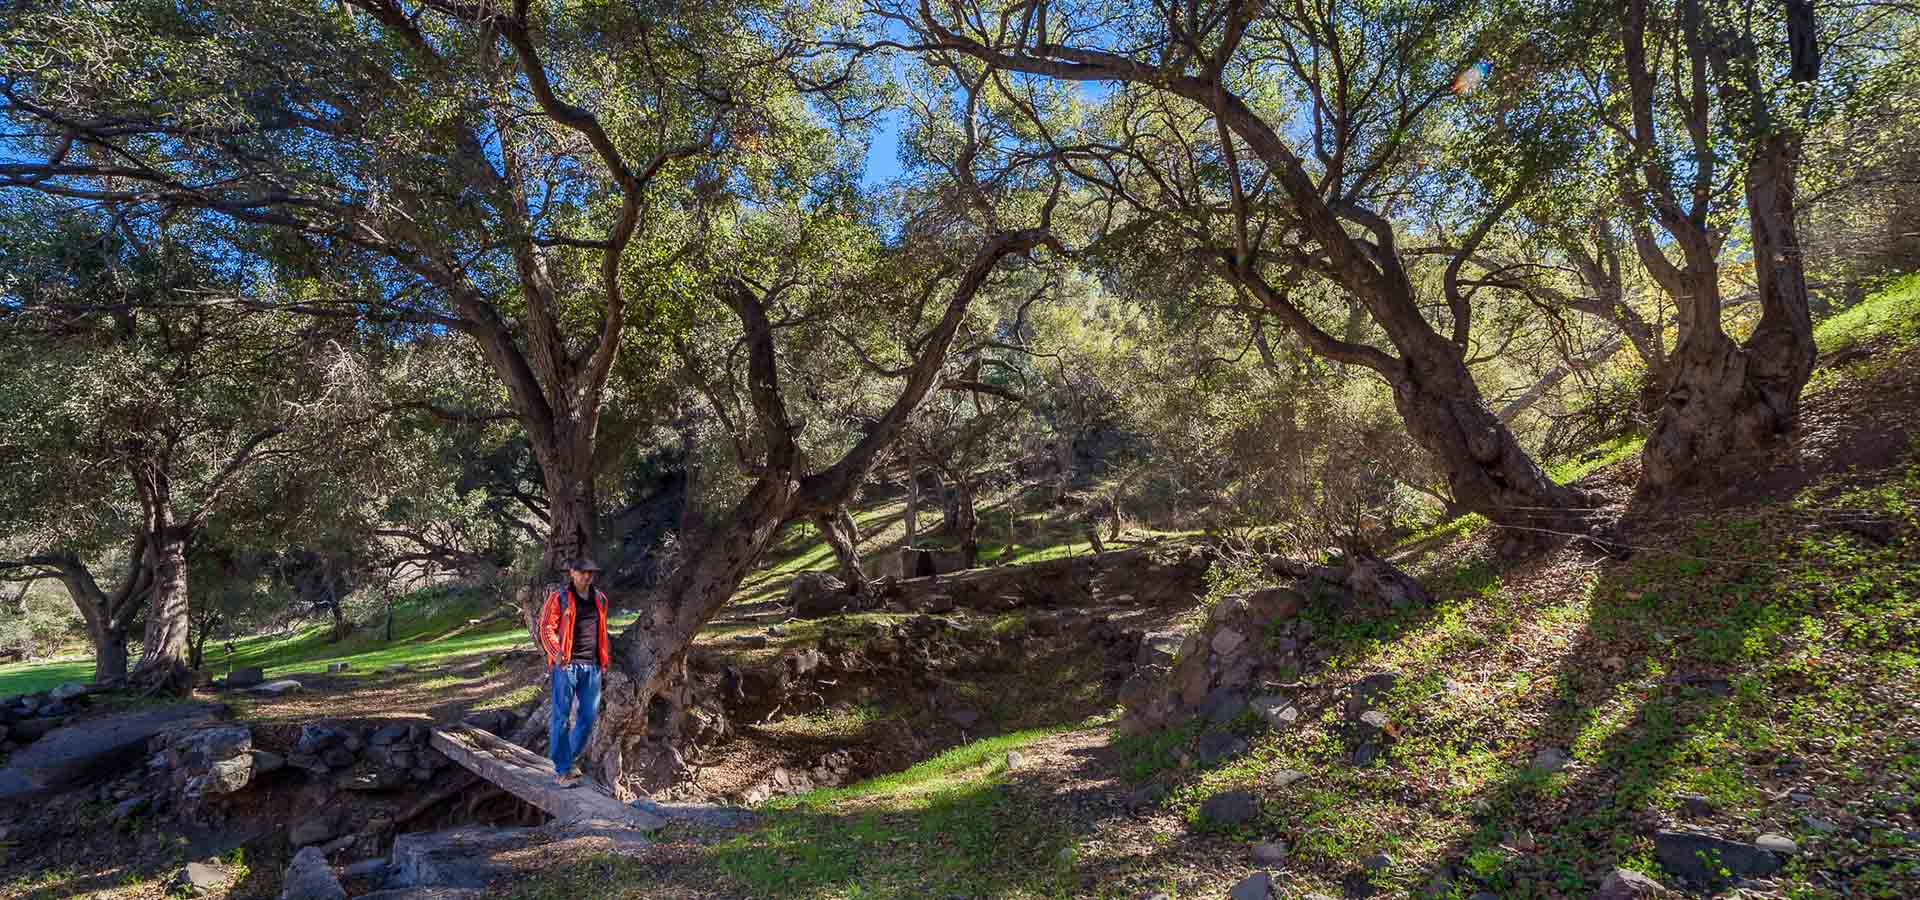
top-left (0, 204), bottom-right (369, 687)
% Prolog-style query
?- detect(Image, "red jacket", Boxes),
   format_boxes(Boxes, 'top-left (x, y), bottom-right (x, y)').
top-left (538, 586), bottom-right (610, 669)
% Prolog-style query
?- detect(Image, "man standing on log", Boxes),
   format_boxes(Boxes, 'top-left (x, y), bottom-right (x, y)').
top-left (538, 557), bottom-right (609, 788)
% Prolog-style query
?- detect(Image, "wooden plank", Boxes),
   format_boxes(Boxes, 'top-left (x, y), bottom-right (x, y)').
top-left (429, 724), bottom-right (664, 831)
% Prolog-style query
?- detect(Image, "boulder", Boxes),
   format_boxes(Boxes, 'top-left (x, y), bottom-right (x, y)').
top-left (1594, 867), bottom-right (1667, 898)
top-left (355, 890), bottom-right (487, 899)
top-left (49, 682), bottom-right (89, 702)
top-left (206, 755), bottom-right (254, 794)
top-left (1210, 627), bottom-right (1247, 657)
top-left (9, 716), bottom-right (65, 743)
top-left (226, 667), bottom-right (266, 688)
top-left (788, 571), bottom-right (851, 618)
top-left (1137, 631), bottom-right (1184, 667)
top-left (1529, 747), bottom-right (1572, 774)
top-left (387, 826), bottom-right (533, 890)
top-left (628, 799), bottom-right (756, 830)
top-left (299, 723), bottom-right (349, 754)
top-left (0, 702), bottom-right (223, 801)
top-left (251, 679), bottom-right (304, 696)
top-left (1251, 841), bottom-right (1289, 864)
top-left (172, 862), bottom-right (223, 895)
top-left (252, 750), bottom-right (287, 774)
top-left (370, 724), bottom-right (411, 746)
top-left (1653, 830), bottom-right (1781, 884)
top-left (1229, 871), bottom-right (1272, 900)
top-left (1251, 696), bottom-right (1299, 731)
top-left (1198, 790), bottom-right (1260, 828)
top-left (1196, 731), bottom-right (1247, 766)
top-left (279, 846), bottom-right (347, 900)
top-left (290, 816), bottom-right (341, 848)
top-left (1344, 672), bottom-right (1400, 721)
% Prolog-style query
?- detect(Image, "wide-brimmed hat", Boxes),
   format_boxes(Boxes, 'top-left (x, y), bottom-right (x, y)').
top-left (567, 556), bottom-right (603, 573)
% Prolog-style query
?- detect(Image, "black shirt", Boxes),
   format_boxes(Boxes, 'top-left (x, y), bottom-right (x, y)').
top-left (569, 587), bottom-right (600, 665)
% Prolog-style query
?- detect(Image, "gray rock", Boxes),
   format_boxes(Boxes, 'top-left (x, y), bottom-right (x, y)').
top-left (355, 890), bottom-right (486, 899)
top-left (1676, 792), bottom-right (1714, 818)
top-left (1210, 627), bottom-right (1247, 657)
top-left (1198, 790), bottom-right (1260, 828)
top-left (38, 701), bottom-right (74, 717)
top-left (207, 755), bottom-right (253, 793)
top-left (947, 708), bottom-right (981, 728)
top-left (326, 662), bottom-right (351, 674)
top-left (49, 682), bottom-right (89, 702)
top-left (628, 799), bottom-right (756, 829)
top-left (1802, 815), bottom-right (1838, 834)
top-left (173, 724), bottom-right (252, 767)
top-left (1755, 833), bottom-right (1798, 855)
top-left (1530, 747), bottom-right (1572, 774)
top-left (1356, 710), bottom-right (1390, 734)
top-left (1199, 688), bottom-right (1248, 724)
top-left (0, 701), bottom-right (223, 801)
top-left (9, 717), bottom-right (64, 742)
top-left (252, 750), bottom-right (286, 774)
top-left (1229, 871), bottom-right (1271, 900)
top-left (340, 858), bottom-right (389, 881)
top-left (1593, 867), bottom-right (1665, 899)
top-left (370, 724), bottom-right (411, 746)
top-left (108, 796), bottom-right (148, 823)
top-left (1251, 841), bottom-right (1288, 864)
top-left (1005, 750), bottom-right (1026, 769)
top-left (1251, 696), bottom-right (1299, 731)
top-left (1196, 731), bottom-right (1248, 766)
top-left (226, 667), bottom-right (266, 688)
top-left (279, 846), bottom-right (347, 900)
top-left (1271, 768), bottom-right (1308, 788)
top-left (173, 862), bottom-right (223, 894)
top-left (251, 679), bottom-right (304, 696)
top-left (1344, 671), bottom-right (1399, 720)
top-left (290, 817), bottom-right (340, 847)
top-left (1138, 631), bottom-right (1184, 667)
top-left (387, 826), bottom-right (532, 889)
top-left (383, 664), bottom-right (412, 674)
top-left (1361, 853), bottom-right (1392, 872)
top-left (1653, 830), bottom-right (1781, 884)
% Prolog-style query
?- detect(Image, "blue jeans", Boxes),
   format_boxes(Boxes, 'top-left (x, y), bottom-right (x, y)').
top-left (548, 662), bottom-right (602, 775)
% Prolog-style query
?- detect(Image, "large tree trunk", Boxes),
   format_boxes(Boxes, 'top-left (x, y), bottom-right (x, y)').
top-left (1384, 329), bottom-right (1589, 534)
top-left (134, 526), bottom-right (193, 690)
top-left (94, 629), bottom-right (131, 683)
top-left (954, 482), bottom-right (980, 567)
top-left (518, 449), bottom-right (600, 642)
top-left (817, 508), bottom-right (868, 596)
top-left (47, 541), bottom-right (149, 684)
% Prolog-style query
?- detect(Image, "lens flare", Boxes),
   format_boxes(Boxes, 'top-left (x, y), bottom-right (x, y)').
top-left (1452, 61), bottom-right (1492, 96)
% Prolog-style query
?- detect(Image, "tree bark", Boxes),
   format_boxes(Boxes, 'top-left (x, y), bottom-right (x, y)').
top-left (903, 450), bottom-right (919, 547)
top-left (135, 527), bottom-right (193, 690)
top-left (1389, 341), bottom-right (1589, 534)
top-left (816, 508), bottom-right (868, 596)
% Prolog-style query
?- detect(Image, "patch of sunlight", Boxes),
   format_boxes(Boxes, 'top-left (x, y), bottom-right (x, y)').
top-left (778, 723), bottom-right (1082, 809)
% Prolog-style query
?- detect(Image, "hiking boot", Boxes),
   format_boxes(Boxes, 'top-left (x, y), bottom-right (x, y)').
top-left (554, 769), bottom-right (581, 788)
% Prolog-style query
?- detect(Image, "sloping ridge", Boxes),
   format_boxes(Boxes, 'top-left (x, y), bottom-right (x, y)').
top-left (428, 723), bottom-right (664, 831)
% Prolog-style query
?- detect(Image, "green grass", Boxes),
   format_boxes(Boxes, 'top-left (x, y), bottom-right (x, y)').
top-left (1546, 432), bottom-right (1646, 483)
top-left (705, 724), bottom-right (1089, 898)
top-left (1815, 272), bottom-right (1920, 355)
top-left (0, 656), bottom-right (96, 696)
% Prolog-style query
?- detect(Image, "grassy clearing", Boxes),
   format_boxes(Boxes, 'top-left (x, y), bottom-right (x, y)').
top-left (1118, 445), bottom-right (1920, 897)
top-left (1815, 273), bottom-right (1920, 355)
